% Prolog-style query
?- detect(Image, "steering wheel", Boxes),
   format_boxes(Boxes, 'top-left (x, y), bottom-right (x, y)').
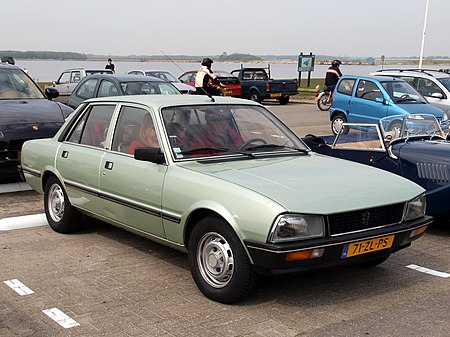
top-left (239, 137), bottom-right (267, 150)
top-left (400, 94), bottom-right (410, 99)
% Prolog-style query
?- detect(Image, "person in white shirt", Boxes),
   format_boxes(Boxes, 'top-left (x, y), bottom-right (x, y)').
top-left (195, 58), bottom-right (226, 96)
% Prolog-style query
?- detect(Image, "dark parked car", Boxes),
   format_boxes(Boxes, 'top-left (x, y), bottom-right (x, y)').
top-left (67, 74), bottom-right (181, 109)
top-left (126, 70), bottom-right (195, 93)
top-left (0, 62), bottom-right (73, 181)
top-left (303, 114), bottom-right (450, 217)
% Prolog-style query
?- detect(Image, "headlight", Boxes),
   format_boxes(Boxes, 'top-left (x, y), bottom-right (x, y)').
top-left (443, 113), bottom-right (448, 121)
top-left (268, 214), bottom-right (325, 243)
top-left (404, 194), bottom-right (426, 221)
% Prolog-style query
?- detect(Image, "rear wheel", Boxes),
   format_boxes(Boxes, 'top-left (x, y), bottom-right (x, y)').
top-left (277, 95), bottom-right (290, 105)
top-left (249, 90), bottom-right (262, 103)
top-left (331, 114), bottom-right (349, 135)
top-left (188, 215), bottom-right (257, 304)
top-left (44, 175), bottom-right (81, 234)
top-left (317, 93), bottom-right (332, 111)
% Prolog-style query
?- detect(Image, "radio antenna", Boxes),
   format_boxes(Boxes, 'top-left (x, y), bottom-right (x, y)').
top-left (160, 50), bottom-right (185, 73)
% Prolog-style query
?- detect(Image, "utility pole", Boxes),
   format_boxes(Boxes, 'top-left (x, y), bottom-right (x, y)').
top-left (419, 0), bottom-right (430, 69)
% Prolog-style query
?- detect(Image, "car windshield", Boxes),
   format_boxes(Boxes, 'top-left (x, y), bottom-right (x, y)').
top-left (0, 68), bottom-right (44, 99)
top-left (381, 81), bottom-right (427, 104)
top-left (380, 114), bottom-right (445, 139)
top-left (146, 71), bottom-right (180, 83)
top-left (438, 77), bottom-right (450, 91)
top-left (161, 104), bottom-right (308, 160)
top-left (120, 81), bottom-right (180, 95)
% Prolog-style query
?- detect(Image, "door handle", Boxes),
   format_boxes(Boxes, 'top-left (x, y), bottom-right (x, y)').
top-left (62, 150), bottom-right (69, 158)
top-left (105, 161), bottom-right (114, 170)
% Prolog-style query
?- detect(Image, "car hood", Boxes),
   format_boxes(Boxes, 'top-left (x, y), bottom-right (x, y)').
top-left (0, 99), bottom-right (66, 126)
top-left (180, 154), bottom-right (424, 214)
top-left (396, 103), bottom-right (444, 117)
top-left (394, 139), bottom-right (450, 165)
top-left (172, 82), bottom-right (196, 93)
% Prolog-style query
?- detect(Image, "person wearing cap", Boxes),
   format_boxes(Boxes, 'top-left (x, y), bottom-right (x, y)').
top-left (190, 109), bottom-right (244, 150)
top-left (195, 58), bottom-right (226, 96)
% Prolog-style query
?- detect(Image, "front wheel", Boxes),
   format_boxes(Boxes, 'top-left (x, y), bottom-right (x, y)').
top-left (44, 175), bottom-right (81, 234)
top-left (317, 92), bottom-right (331, 111)
top-left (249, 90), bottom-right (262, 103)
top-left (331, 114), bottom-right (349, 135)
top-left (188, 215), bottom-right (257, 304)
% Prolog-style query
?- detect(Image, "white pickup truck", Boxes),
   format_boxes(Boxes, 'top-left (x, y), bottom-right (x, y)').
top-left (53, 68), bottom-right (113, 103)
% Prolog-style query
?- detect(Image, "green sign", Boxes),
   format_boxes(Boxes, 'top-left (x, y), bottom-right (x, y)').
top-left (298, 55), bottom-right (315, 72)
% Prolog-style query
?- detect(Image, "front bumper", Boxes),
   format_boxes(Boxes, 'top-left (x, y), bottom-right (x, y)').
top-left (244, 215), bottom-right (432, 276)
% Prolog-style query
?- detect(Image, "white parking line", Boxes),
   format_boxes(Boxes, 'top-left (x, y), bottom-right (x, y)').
top-left (4, 279), bottom-right (35, 295)
top-left (42, 308), bottom-right (80, 329)
top-left (0, 213), bottom-right (48, 231)
top-left (406, 264), bottom-right (450, 278)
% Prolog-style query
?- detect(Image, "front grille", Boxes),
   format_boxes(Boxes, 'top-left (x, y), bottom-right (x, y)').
top-left (327, 203), bottom-right (405, 236)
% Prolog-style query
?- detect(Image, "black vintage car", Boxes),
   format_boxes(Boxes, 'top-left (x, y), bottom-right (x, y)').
top-left (0, 62), bottom-right (73, 181)
top-left (303, 114), bottom-right (450, 218)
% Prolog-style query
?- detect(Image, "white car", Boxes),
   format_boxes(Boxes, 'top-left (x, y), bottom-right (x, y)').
top-left (373, 68), bottom-right (450, 117)
top-left (126, 70), bottom-right (196, 94)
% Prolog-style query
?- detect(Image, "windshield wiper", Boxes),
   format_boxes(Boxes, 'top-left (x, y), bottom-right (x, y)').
top-left (396, 97), bottom-right (418, 103)
top-left (244, 144), bottom-right (309, 154)
top-left (180, 147), bottom-right (256, 158)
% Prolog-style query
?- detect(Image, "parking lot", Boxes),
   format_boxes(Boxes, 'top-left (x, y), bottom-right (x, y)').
top-left (1, 103), bottom-right (449, 337)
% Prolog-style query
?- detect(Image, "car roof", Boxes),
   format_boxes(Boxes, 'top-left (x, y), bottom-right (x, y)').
top-left (62, 67), bottom-right (114, 72)
top-left (84, 74), bottom-right (164, 82)
top-left (341, 74), bottom-right (403, 82)
top-left (374, 68), bottom-right (450, 79)
top-left (84, 93), bottom-right (257, 109)
top-left (0, 62), bottom-right (21, 70)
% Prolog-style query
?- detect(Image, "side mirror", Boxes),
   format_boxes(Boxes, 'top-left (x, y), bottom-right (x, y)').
top-left (431, 92), bottom-right (443, 99)
top-left (52, 81), bottom-right (57, 86)
top-left (45, 87), bottom-right (59, 99)
top-left (134, 147), bottom-right (165, 164)
top-left (375, 97), bottom-right (387, 104)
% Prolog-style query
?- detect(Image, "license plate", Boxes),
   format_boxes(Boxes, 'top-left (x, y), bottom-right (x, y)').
top-left (271, 93), bottom-right (282, 98)
top-left (341, 235), bottom-right (394, 258)
top-left (314, 96), bottom-right (319, 102)
top-left (224, 90), bottom-right (233, 95)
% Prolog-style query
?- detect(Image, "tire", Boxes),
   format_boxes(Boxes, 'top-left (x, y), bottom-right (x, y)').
top-left (249, 90), bottom-right (262, 103)
top-left (188, 215), bottom-right (257, 304)
top-left (278, 95), bottom-right (290, 105)
top-left (357, 254), bottom-right (390, 268)
top-left (317, 93), bottom-right (331, 111)
top-left (44, 175), bottom-right (81, 234)
top-left (331, 114), bottom-right (349, 135)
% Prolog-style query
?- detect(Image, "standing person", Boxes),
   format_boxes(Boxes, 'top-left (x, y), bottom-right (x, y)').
top-left (195, 58), bottom-right (226, 96)
top-left (324, 59), bottom-right (343, 92)
top-left (105, 58), bottom-right (115, 73)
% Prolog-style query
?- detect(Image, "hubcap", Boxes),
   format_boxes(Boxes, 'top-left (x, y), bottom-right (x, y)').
top-left (333, 118), bottom-right (344, 134)
top-left (197, 232), bottom-right (234, 288)
top-left (48, 183), bottom-right (65, 222)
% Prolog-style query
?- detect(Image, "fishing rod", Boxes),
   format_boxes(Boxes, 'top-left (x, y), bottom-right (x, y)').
top-left (160, 50), bottom-right (186, 73)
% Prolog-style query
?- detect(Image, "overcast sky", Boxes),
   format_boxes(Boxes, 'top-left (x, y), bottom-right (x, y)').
top-left (3, 0), bottom-right (449, 58)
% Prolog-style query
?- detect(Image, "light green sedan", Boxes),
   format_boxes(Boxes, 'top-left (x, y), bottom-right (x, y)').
top-left (20, 94), bottom-right (432, 303)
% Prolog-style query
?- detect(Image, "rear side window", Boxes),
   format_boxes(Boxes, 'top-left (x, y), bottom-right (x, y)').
top-left (75, 78), bottom-right (98, 100)
top-left (336, 79), bottom-right (355, 96)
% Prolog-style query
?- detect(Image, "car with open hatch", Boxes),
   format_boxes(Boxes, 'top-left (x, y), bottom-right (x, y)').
top-left (20, 94), bottom-right (431, 303)
top-left (178, 70), bottom-right (242, 97)
top-left (303, 113), bottom-right (450, 218)
top-left (67, 74), bottom-right (181, 109)
top-left (329, 75), bottom-right (447, 135)
top-left (0, 61), bottom-right (73, 181)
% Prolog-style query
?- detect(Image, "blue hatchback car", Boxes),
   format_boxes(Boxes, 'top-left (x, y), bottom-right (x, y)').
top-left (329, 75), bottom-right (447, 135)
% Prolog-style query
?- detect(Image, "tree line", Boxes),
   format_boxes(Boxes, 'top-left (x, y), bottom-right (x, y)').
top-left (0, 51), bottom-right (87, 60)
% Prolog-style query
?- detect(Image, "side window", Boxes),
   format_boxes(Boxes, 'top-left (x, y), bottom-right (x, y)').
top-left (67, 104), bottom-right (115, 148)
top-left (71, 71), bottom-right (81, 83)
top-left (179, 73), bottom-right (190, 83)
top-left (98, 80), bottom-right (118, 97)
top-left (58, 72), bottom-right (70, 84)
top-left (336, 79), bottom-right (355, 96)
top-left (416, 78), bottom-right (443, 97)
top-left (112, 106), bottom-right (156, 154)
top-left (356, 80), bottom-right (383, 101)
top-left (75, 78), bottom-right (98, 100)
top-left (399, 76), bottom-right (415, 86)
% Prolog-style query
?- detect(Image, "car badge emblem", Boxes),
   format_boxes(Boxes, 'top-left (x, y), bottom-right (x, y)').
top-left (361, 211), bottom-right (370, 227)
top-left (32, 125), bottom-right (39, 131)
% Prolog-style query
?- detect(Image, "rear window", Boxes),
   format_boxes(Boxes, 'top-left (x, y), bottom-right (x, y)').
top-left (337, 79), bottom-right (355, 96)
